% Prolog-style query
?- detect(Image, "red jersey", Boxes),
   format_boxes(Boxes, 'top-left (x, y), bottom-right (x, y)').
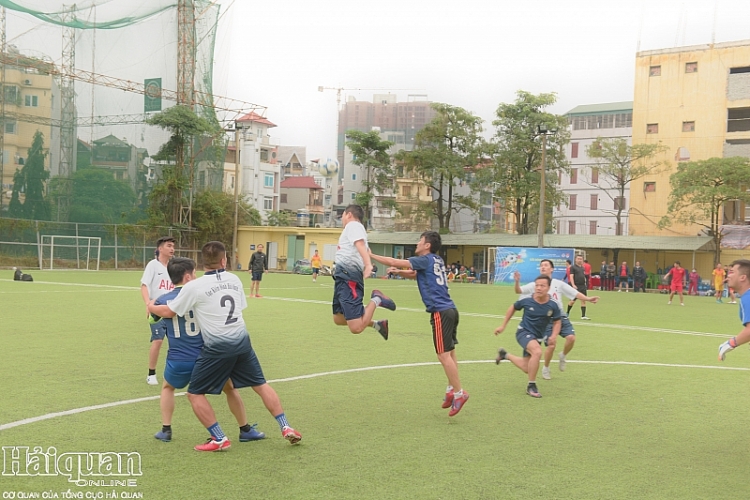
top-left (583, 262), bottom-right (591, 276)
top-left (667, 267), bottom-right (686, 286)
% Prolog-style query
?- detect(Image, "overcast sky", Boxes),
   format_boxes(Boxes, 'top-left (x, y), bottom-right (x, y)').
top-left (7, 0), bottom-right (750, 162)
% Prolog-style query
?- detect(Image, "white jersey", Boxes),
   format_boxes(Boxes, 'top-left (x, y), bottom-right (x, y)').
top-left (335, 221), bottom-right (368, 272)
top-left (167, 270), bottom-right (249, 356)
top-left (140, 259), bottom-right (174, 299)
top-left (519, 278), bottom-right (578, 313)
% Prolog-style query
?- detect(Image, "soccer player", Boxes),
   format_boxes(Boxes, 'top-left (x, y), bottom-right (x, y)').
top-left (140, 236), bottom-right (176, 385)
top-left (717, 259), bottom-right (750, 361)
top-left (370, 231), bottom-right (469, 416)
top-left (665, 261), bottom-right (686, 306)
top-left (149, 241), bottom-right (301, 452)
top-left (311, 249), bottom-right (322, 283)
top-left (495, 275), bottom-right (561, 398)
top-left (152, 257), bottom-right (265, 444)
top-left (332, 204), bottom-right (394, 339)
top-left (566, 255), bottom-right (592, 320)
top-left (248, 244), bottom-right (267, 298)
top-left (713, 263), bottom-right (726, 303)
top-left (514, 260), bottom-right (599, 381)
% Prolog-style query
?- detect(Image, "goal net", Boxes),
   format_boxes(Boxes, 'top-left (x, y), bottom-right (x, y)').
top-left (40, 235), bottom-right (102, 270)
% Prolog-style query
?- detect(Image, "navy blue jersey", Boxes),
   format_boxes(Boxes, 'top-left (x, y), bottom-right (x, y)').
top-left (514, 296), bottom-right (561, 338)
top-left (155, 287), bottom-right (204, 362)
top-left (409, 254), bottom-right (456, 313)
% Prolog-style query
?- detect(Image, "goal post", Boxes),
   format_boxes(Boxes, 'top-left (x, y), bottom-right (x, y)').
top-left (39, 235), bottom-right (102, 270)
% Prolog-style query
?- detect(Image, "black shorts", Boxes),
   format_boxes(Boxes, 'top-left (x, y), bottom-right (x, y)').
top-left (251, 271), bottom-right (263, 281)
top-left (430, 308), bottom-right (459, 354)
top-left (187, 348), bottom-right (267, 395)
top-left (332, 269), bottom-right (365, 320)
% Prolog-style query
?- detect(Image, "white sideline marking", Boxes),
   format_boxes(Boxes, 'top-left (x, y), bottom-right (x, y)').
top-left (1, 360), bottom-right (748, 432)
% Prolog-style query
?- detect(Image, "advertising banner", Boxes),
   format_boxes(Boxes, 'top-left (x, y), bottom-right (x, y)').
top-left (493, 247), bottom-right (575, 285)
top-left (144, 78), bottom-right (162, 112)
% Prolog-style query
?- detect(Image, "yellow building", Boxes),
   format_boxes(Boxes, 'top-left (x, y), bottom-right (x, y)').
top-left (631, 40), bottom-right (750, 236)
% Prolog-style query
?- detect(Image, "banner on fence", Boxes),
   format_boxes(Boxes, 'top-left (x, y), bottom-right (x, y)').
top-left (493, 247), bottom-right (575, 285)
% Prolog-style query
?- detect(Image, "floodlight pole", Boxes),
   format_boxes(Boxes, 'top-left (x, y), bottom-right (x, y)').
top-left (231, 123), bottom-right (241, 271)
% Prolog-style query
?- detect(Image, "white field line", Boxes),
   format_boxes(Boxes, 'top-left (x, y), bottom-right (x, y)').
top-left (1, 359), bottom-right (748, 432)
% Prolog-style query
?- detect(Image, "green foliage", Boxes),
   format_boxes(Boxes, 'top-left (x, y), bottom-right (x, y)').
top-left (477, 91), bottom-right (569, 235)
top-left (64, 168), bottom-right (138, 223)
top-left (266, 210), bottom-right (294, 227)
top-left (190, 189), bottom-right (260, 245)
top-left (8, 130), bottom-right (50, 220)
top-left (345, 130), bottom-right (394, 225)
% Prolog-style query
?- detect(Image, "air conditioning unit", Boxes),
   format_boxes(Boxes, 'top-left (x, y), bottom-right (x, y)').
top-left (314, 224), bottom-right (322, 228)
top-left (23, 79), bottom-right (32, 86)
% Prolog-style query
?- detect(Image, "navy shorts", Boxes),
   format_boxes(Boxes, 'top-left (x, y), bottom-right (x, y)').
top-left (431, 308), bottom-right (459, 354)
top-left (516, 328), bottom-right (544, 357)
top-left (187, 348), bottom-right (267, 395)
top-left (312, 267), bottom-right (320, 274)
top-left (163, 359), bottom-right (195, 389)
top-left (251, 271), bottom-right (263, 281)
top-left (332, 268), bottom-right (365, 321)
top-left (544, 315), bottom-right (575, 343)
top-left (149, 319), bottom-right (167, 342)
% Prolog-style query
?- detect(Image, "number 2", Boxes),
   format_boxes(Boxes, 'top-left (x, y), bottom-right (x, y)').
top-left (221, 295), bottom-right (238, 325)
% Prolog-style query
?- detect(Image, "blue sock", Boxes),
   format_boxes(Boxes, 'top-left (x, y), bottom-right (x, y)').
top-left (274, 413), bottom-right (289, 430)
top-left (207, 422), bottom-right (226, 441)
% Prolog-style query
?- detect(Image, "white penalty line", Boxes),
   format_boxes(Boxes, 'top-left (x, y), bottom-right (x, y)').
top-left (1, 360), bottom-right (748, 432)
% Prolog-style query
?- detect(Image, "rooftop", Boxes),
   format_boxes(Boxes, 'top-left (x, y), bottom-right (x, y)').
top-left (280, 176), bottom-right (323, 190)
top-left (566, 102), bottom-right (633, 116)
top-left (237, 112), bottom-right (277, 128)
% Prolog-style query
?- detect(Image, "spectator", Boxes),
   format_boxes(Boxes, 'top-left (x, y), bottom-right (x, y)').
top-left (600, 261), bottom-right (607, 290)
top-left (632, 261), bottom-right (647, 293)
top-left (466, 266), bottom-right (478, 283)
top-left (618, 261), bottom-right (630, 292)
top-left (583, 259), bottom-right (592, 289)
top-left (688, 268), bottom-right (700, 296)
top-left (565, 260), bottom-right (572, 284)
top-left (606, 261), bottom-right (616, 291)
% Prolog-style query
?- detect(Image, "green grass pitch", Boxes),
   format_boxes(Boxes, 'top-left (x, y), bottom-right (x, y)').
top-left (1, 271), bottom-right (749, 499)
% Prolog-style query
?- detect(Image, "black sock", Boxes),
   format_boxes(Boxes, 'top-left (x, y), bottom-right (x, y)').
top-left (162, 425), bottom-right (171, 432)
top-left (581, 307), bottom-right (586, 317)
top-left (566, 305), bottom-right (572, 314)
top-left (148, 369), bottom-right (156, 376)
top-left (239, 424), bottom-right (252, 433)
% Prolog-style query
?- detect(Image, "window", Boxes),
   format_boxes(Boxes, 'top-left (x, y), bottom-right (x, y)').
top-left (644, 182), bottom-right (656, 193)
top-left (3, 85), bottom-right (18, 103)
top-left (402, 185), bottom-right (411, 197)
top-left (727, 108), bottom-right (750, 132)
top-left (263, 197), bottom-right (273, 210)
top-left (570, 168), bottom-right (578, 184)
top-left (685, 62), bottom-right (698, 73)
top-left (5, 121), bottom-right (16, 134)
top-left (730, 66), bottom-right (750, 74)
top-left (568, 221), bottom-right (576, 234)
top-left (589, 221), bottom-right (597, 235)
top-left (590, 194), bottom-right (598, 210)
top-left (24, 95), bottom-right (38, 107)
top-left (682, 121), bottom-right (695, 132)
top-left (615, 113), bottom-right (632, 128)
top-left (571, 142), bottom-right (579, 158)
top-left (280, 193), bottom-right (287, 203)
top-left (260, 150), bottom-right (269, 162)
top-left (650, 65), bottom-right (661, 76)
top-left (351, 173), bottom-right (357, 181)
top-left (591, 168), bottom-right (599, 184)
top-left (614, 197), bottom-right (626, 211)
top-left (351, 192), bottom-right (356, 200)
top-left (115, 171), bottom-right (123, 180)
top-left (569, 194), bottom-right (577, 210)
top-left (264, 173), bottom-right (274, 188)
top-left (646, 123), bottom-right (659, 134)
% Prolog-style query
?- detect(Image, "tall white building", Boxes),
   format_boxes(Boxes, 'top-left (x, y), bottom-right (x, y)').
top-left (236, 112), bottom-right (281, 222)
top-left (554, 102), bottom-right (633, 235)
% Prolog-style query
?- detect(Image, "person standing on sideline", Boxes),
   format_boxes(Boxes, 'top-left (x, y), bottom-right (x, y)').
top-left (514, 260), bottom-right (599, 381)
top-left (370, 231), bottom-right (469, 416)
top-left (632, 261), bottom-right (647, 293)
top-left (600, 261), bottom-right (607, 291)
top-left (583, 259), bottom-right (592, 289)
top-left (248, 244), bottom-right (268, 298)
top-left (566, 255), bottom-right (592, 320)
top-left (618, 261), bottom-right (630, 292)
top-left (718, 260), bottom-right (750, 361)
top-left (713, 263), bottom-right (726, 303)
top-left (665, 261), bottom-right (686, 306)
top-left (688, 268), bottom-right (700, 296)
top-left (141, 236), bottom-right (176, 386)
top-left (606, 261), bottom-right (617, 291)
top-left (565, 259), bottom-right (572, 285)
top-left (331, 204), bottom-right (394, 339)
top-left (495, 275), bottom-right (562, 398)
top-left (149, 241), bottom-right (302, 452)
top-left (310, 250), bottom-right (322, 283)
top-left (151, 257), bottom-right (265, 444)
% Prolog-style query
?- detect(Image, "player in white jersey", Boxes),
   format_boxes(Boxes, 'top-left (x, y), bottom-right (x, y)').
top-left (514, 259), bottom-right (599, 380)
top-left (140, 236), bottom-right (175, 386)
top-left (149, 241), bottom-right (301, 452)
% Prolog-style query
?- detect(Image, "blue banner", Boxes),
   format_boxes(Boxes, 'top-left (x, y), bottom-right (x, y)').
top-left (493, 247), bottom-right (576, 286)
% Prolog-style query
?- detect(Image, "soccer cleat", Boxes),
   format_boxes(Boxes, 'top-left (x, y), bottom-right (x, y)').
top-left (667, 301), bottom-right (672, 305)
top-left (239, 424), bottom-right (266, 442)
top-left (559, 352), bottom-right (567, 372)
top-left (255, 294), bottom-right (262, 298)
top-left (542, 366), bottom-right (551, 380)
top-left (526, 384), bottom-right (542, 398)
top-left (282, 426), bottom-right (302, 445)
top-left (729, 301), bottom-right (737, 304)
top-left (194, 437), bottom-right (231, 452)
top-left (495, 348), bottom-right (508, 365)
top-left (716, 299), bottom-right (723, 304)
top-left (448, 392), bottom-right (469, 417)
top-left (154, 429), bottom-right (172, 442)
top-left (371, 290), bottom-right (397, 311)
top-left (146, 375), bottom-right (158, 386)
top-left (581, 316), bottom-right (591, 321)
top-left (719, 339), bottom-right (737, 361)
top-left (680, 303), bottom-right (684, 306)
top-left (376, 319), bottom-right (389, 340)
top-left (441, 390), bottom-right (454, 409)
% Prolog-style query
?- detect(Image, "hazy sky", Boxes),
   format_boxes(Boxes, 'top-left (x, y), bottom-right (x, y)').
top-left (6, 0), bottom-right (750, 162)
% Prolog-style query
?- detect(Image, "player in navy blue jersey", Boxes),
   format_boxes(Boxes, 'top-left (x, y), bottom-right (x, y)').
top-left (495, 275), bottom-right (562, 398)
top-left (151, 257), bottom-right (265, 445)
top-left (370, 231), bottom-right (469, 416)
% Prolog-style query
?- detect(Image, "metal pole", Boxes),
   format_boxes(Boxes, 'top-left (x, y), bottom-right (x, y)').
top-left (537, 133), bottom-right (547, 248)
top-left (231, 125), bottom-right (240, 271)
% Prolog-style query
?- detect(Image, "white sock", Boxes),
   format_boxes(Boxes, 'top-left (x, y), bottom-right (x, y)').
top-left (371, 320), bottom-right (380, 331)
top-left (560, 353), bottom-right (566, 360)
top-left (446, 385), bottom-right (453, 393)
top-left (371, 296), bottom-right (382, 307)
top-left (454, 389), bottom-right (463, 397)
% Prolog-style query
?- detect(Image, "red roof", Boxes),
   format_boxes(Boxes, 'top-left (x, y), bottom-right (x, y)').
top-left (237, 112), bottom-right (277, 128)
top-left (280, 176), bottom-right (323, 189)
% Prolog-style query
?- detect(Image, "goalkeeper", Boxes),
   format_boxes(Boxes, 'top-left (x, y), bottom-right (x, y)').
top-left (718, 260), bottom-right (750, 361)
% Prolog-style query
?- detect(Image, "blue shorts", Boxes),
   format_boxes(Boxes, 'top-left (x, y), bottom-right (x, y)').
top-left (332, 268), bottom-right (365, 321)
top-left (251, 271), bottom-right (263, 281)
top-left (544, 315), bottom-right (575, 342)
top-left (188, 347), bottom-right (266, 395)
top-left (516, 328), bottom-right (545, 357)
top-left (312, 267), bottom-right (320, 274)
top-left (149, 319), bottom-right (167, 342)
top-left (163, 359), bottom-right (196, 389)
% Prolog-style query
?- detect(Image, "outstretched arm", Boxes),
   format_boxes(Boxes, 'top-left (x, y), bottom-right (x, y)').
top-left (388, 267), bottom-right (416, 279)
top-left (370, 252), bottom-right (411, 269)
top-left (513, 271), bottom-right (522, 294)
top-left (494, 304), bottom-right (517, 335)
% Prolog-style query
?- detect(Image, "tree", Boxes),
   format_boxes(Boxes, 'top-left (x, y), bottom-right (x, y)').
top-left (399, 103), bottom-right (483, 232)
top-left (266, 210), bottom-right (294, 227)
top-left (659, 157), bottom-right (750, 264)
top-left (8, 131), bottom-right (50, 220)
top-left (67, 168), bottom-right (138, 223)
top-left (345, 130), bottom-right (394, 226)
top-left (191, 189), bottom-right (261, 248)
top-left (477, 91), bottom-right (569, 235)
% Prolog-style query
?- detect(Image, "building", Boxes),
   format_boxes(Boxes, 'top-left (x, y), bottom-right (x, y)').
top-left (631, 40), bottom-right (750, 235)
top-left (279, 176), bottom-right (324, 226)
top-left (235, 112), bottom-right (281, 221)
top-left (277, 146), bottom-right (306, 178)
top-left (89, 134), bottom-right (148, 192)
top-left (555, 102), bottom-right (633, 235)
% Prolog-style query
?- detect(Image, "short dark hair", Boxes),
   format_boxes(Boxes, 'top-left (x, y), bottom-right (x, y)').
top-left (674, 261), bottom-right (681, 266)
top-left (202, 241), bottom-right (226, 269)
top-left (156, 236), bottom-right (176, 247)
top-left (420, 231), bottom-right (442, 254)
top-left (730, 259), bottom-right (750, 279)
top-left (540, 259), bottom-right (555, 269)
top-left (344, 204), bottom-right (364, 222)
top-left (167, 257), bottom-right (196, 285)
top-left (535, 275), bottom-right (551, 285)
top-left (566, 259), bottom-right (572, 265)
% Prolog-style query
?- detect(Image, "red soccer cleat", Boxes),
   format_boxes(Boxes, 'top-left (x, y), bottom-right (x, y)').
top-left (448, 392), bottom-right (469, 417)
top-left (194, 437), bottom-right (231, 452)
top-left (282, 426), bottom-right (302, 445)
top-left (441, 390), bottom-right (454, 409)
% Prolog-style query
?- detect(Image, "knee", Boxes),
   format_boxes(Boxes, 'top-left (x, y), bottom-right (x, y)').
top-left (348, 323), bottom-right (366, 334)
